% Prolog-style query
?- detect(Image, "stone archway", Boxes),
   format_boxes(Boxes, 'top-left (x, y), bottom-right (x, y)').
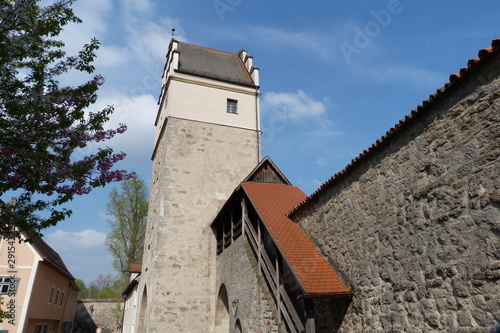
top-left (137, 286), bottom-right (147, 333)
top-left (214, 284), bottom-right (230, 333)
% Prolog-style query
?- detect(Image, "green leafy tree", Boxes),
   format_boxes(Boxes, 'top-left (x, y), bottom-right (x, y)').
top-left (75, 278), bottom-right (88, 299)
top-left (76, 275), bottom-right (128, 299)
top-left (0, 0), bottom-right (133, 237)
top-left (0, 297), bottom-right (8, 322)
top-left (105, 176), bottom-right (148, 272)
top-left (87, 274), bottom-right (115, 299)
top-left (86, 274), bottom-right (128, 299)
top-left (111, 302), bottom-right (124, 330)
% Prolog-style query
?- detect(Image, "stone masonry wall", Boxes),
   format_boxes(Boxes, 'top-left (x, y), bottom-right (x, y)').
top-left (217, 236), bottom-right (283, 333)
top-left (73, 299), bottom-right (123, 333)
top-left (294, 55), bottom-right (500, 332)
top-left (141, 118), bottom-right (259, 332)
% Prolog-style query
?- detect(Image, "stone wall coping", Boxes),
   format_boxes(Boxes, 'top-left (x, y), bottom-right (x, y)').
top-left (289, 38), bottom-right (500, 218)
top-left (78, 299), bottom-right (123, 303)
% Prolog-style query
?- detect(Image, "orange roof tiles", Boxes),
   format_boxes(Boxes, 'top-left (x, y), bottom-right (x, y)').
top-left (290, 38), bottom-right (500, 217)
top-left (129, 263), bottom-right (142, 273)
top-left (243, 182), bottom-right (350, 296)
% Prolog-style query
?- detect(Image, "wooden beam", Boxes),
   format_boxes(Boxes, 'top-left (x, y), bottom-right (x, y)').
top-left (230, 212), bottom-right (234, 245)
top-left (258, 220), bottom-right (262, 276)
top-left (304, 299), bottom-right (316, 333)
top-left (244, 220), bottom-right (305, 332)
top-left (276, 252), bottom-right (281, 324)
top-left (241, 199), bottom-right (246, 238)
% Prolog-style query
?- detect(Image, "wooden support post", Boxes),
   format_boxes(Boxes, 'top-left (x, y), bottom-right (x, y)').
top-left (276, 252), bottom-right (281, 324)
top-left (222, 222), bottom-right (225, 251)
top-left (304, 299), bottom-right (316, 333)
top-left (257, 220), bottom-right (262, 275)
top-left (241, 199), bottom-right (246, 238)
top-left (230, 212), bottom-right (234, 245)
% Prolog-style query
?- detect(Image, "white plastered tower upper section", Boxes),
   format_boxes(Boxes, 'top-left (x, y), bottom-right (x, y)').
top-left (153, 39), bottom-right (261, 153)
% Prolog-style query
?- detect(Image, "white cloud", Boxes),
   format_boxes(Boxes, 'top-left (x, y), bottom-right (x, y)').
top-left (46, 229), bottom-right (106, 249)
top-left (125, 22), bottom-right (171, 65)
top-left (99, 212), bottom-right (113, 221)
top-left (119, 1), bottom-right (184, 66)
top-left (214, 24), bottom-right (353, 63)
top-left (357, 64), bottom-right (445, 88)
top-left (262, 90), bottom-right (326, 121)
top-left (95, 92), bottom-right (157, 154)
top-left (95, 45), bottom-right (132, 67)
top-left (252, 27), bottom-right (334, 60)
top-left (73, 0), bottom-right (113, 28)
top-left (123, 0), bottom-right (155, 14)
top-left (45, 229), bottom-right (114, 283)
top-left (57, 0), bottom-right (183, 74)
top-left (71, 91), bottom-right (156, 178)
top-left (58, 0), bottom-right (113, 54)
top-left (260, 90), bottom-right (342, 159)
top-left (307, 118), bottom-right (343, 138)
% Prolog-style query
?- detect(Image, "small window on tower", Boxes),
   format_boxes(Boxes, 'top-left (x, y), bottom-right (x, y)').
top-left (227, 99), bottom-right (238, 114)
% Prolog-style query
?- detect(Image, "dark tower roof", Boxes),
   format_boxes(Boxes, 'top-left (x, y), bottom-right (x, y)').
top-left (175, 41), bottom-right (256, 87)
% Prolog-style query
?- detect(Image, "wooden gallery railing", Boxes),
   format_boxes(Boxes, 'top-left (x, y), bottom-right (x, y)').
top-left (241, 200), bottom-right (306, 333)
top-left (217, 214), bottom-right (242, 255)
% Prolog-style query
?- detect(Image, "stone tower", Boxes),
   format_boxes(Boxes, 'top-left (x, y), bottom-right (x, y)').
top-left (138, 39), bottom-right (261, 332)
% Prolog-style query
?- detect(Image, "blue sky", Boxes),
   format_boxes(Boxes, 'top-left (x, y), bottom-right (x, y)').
top-left (36, 0), bottom-right (500, 283)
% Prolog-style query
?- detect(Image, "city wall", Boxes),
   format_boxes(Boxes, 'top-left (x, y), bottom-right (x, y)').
top-left (294, 53), bottom-right (500, 332)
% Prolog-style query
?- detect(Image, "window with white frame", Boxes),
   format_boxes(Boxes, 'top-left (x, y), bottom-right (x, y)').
top-left (227, 99), bottom-right (237, 114)
top-left (48, 286), bottom-right (54, 304)
top-left (0, 276), bottom-right (19, 295)
top-left (54, 289), bottom-right (60, 305)
top-left (34, 324), bottom-right (48, 333)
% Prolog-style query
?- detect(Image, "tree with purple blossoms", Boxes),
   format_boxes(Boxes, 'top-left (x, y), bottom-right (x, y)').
top-left (0, 0), bottom-right (134, 237)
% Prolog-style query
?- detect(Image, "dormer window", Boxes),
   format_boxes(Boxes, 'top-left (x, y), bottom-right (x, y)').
top-left (227, 99), bottom-right (238, 114)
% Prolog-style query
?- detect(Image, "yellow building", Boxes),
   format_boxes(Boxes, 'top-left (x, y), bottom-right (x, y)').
top-left (0, 233), bottom-right (79, 333)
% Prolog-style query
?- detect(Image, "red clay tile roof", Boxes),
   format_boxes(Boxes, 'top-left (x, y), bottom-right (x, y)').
top-left (24, 232), bottom-right (75, 281)
top-left (78, 299), bottom-right (124, 303)
top-left (289, 38), bottom-right (500, 217)
top-left (129, 263), bottom-right (142, 273)
top-left (243, 182), bottom-right (350, 296)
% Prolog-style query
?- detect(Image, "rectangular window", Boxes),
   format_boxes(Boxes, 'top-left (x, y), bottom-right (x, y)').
top-left (34, 324), bottom-right (47, 333)
top-left (0, 276), bottom-right (19, 295)
top-left (61, 322), bottom-right (72, 333)
top-left (54, 289), bottom-right (60, 305)
top-left (227, 99), bottom-right (237, 114)
top-left (60, 291), bottom-right (64, 306)
top-left (48, 287), bottom-right (54, 304)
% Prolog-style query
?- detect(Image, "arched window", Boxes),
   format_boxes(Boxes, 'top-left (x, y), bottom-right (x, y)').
top-left (137, 286), bottom-right (147, 333)
top-left (214, 284), bottom-right (230, 333)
